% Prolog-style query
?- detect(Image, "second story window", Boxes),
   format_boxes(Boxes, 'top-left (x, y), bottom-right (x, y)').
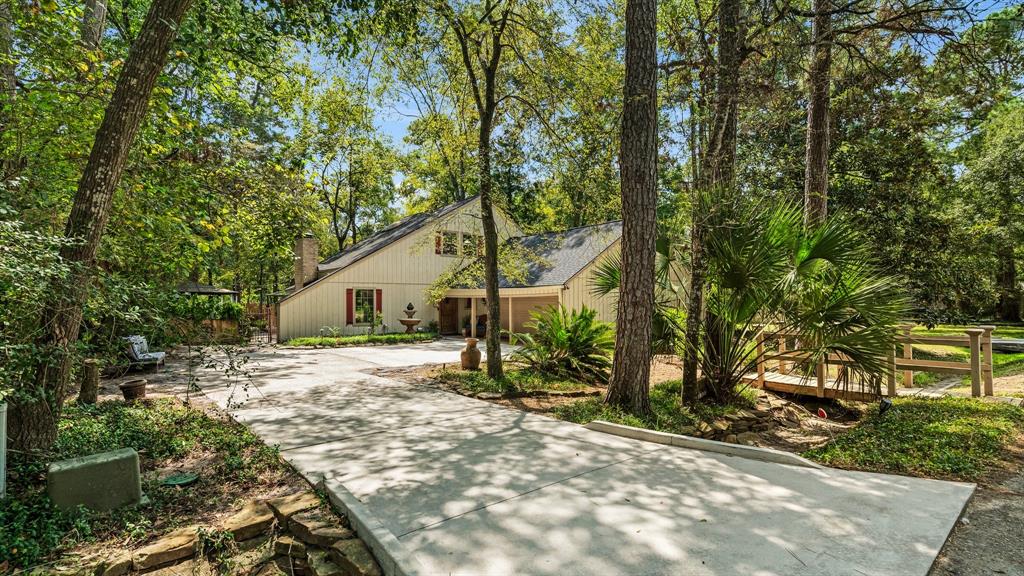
top-left (435, 231), bottom-right (459, 256)
top-left (463, 234), bottom-right (484, 257)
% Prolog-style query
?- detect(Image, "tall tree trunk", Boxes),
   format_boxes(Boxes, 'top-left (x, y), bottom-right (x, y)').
top-left (443, 2), bottom-right (511, 380)
top-left (803, 0), bottom-right (832, 227)
top-left (605, 0), bottom-right (657, 414)
top-left (80, 0), bottom-right (108, 49)
top-left (1, 0), bottom-right (20, 182)
top-left (8, 0), bottom-right (192, 453)
top-left (681, 0), bottom-right (742, 404)
top-left (479, 109), bottom-right (504, 379)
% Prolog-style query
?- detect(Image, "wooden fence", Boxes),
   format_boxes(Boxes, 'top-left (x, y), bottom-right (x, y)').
top-left (750, 325), bottom-right (996, 400)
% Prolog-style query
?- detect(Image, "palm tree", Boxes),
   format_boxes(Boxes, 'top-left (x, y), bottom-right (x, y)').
top-left (590, 236), bottom-right (686, 355)
top-left (592, 191), bottom-right (909, 404)
top-left (697, 191), bottom-right (908, 401)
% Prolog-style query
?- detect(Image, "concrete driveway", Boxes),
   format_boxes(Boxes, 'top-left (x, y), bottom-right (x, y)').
top-left (197, 340), bottom-right (973, 576)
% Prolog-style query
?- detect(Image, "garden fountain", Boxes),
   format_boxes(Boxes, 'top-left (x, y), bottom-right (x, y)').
top-left (398, 302), bottom-right (422, 333)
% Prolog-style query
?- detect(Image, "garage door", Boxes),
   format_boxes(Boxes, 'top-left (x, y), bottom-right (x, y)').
top-left (509, 296), bottom-right (559, 334)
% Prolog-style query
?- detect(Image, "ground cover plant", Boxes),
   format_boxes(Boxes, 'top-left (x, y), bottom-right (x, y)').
top-left (284, 332), bottom-right (438, 347)
top-left (804, 397), bottom-right (1024, 480)
top-left (0, 399), bottom-right (290, 571)
top-left (434, 366), bottom-right (592, 396)
top-left (552, 379), bottom-right (757, 433)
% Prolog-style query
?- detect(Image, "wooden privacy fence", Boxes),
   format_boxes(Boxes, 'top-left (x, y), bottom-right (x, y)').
top-left (750, 325), bottom-right (996, 400)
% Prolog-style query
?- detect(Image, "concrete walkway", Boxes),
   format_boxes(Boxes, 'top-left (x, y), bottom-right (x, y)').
top-left (197, 340), bottom-right (974, 576)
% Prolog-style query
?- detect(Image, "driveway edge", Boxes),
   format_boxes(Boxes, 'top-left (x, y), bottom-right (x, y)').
top-left (585, 420), bottom-right (825, 469)
top-left (321, 477), bottom-right (424, 576)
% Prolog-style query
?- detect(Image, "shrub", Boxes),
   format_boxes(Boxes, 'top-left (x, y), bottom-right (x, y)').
top-left (509, 305), bottom-right (614, 383)
top-left (171, 296), bottom-right (243, 321)
top-left (285, 332), bottom-right (437, 347)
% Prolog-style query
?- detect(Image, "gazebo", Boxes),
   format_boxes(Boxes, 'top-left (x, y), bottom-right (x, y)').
top-left (175, 281), bottom-right (239, 302)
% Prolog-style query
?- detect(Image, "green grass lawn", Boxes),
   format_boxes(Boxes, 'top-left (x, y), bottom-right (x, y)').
top-left (911, 323), bottom-right (1024, 340)
top-left (0, 399), bottom-right (290, 570)
top-left (435, 366), bottom-right (592, 395)
top-left (284, 332), bottom-right (437, 347)
top-left (804, 397), bottom-right (1024, 480)
top-left (905, 342), bottom-right (1024, 391)
top-left (552, 379), bottom-right (757, 434)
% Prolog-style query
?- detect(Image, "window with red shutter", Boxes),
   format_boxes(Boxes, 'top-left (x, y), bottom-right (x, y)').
top-left (375, 288), bottom-right (382, 315)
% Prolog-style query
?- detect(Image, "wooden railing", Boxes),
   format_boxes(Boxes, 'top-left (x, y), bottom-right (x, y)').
top-left (894, 324), bottom-right (995, 397)
top-left (754, 325), bottom-right (996, 399)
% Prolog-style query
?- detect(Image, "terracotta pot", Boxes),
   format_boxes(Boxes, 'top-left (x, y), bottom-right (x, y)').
top-left (461, 338), bottom-right (481, 370)
top-left (119, 378), bottom-right (148, 401)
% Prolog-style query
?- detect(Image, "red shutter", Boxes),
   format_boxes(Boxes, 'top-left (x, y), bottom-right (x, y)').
top-left (435, 233), bottom-right (442, 254)
top-left (345, 288), bottom-right (354, 325)
top-left (375, 289), bottom-right (382, 315)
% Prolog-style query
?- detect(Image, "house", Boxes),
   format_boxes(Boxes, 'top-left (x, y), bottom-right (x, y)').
top-left (277, 196), bottom-right (621, 341)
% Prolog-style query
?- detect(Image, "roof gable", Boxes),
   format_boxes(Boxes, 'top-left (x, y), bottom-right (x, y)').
top-left (317, 195), bottom-right (479, 274)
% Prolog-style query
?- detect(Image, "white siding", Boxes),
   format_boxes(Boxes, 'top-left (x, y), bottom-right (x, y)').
top-left (561, 239), bottom-right (619, 324)
top-left (279, 200), bottom-right (521, 340)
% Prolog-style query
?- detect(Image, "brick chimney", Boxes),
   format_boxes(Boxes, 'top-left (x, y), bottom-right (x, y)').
top-left (293, 233), bottom-right (318, 290)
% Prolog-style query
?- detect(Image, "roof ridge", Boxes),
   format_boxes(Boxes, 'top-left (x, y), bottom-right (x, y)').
top-left (513, 219), bottom-right (622, 240)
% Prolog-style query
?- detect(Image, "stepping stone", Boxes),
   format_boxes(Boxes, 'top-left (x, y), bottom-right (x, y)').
top-left (223, 501), bottom-right (276, 542)
top-left (736, 432), bottom-right (760, 445)
top-left (308, 549), bottom-right (345, 576)
top-left (267, 491), bottom-right (322, 525)
top-left (330, 539), bottom-right (382, 576)
top-left (275, 535), bottom-right (307, 559)
top-left (132, 526), bottom-right (200, 571)
top-left (291, 511), bottom-right (355, 548)
top-left (93, 554), bottom-right (132, 576)
top-left (146, 558), bottom-right (215, 576)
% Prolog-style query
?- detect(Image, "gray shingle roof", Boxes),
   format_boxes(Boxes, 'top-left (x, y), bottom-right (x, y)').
top-left (317, 195), bottom-right (478, 274)
top-left (489, 220), bottom-right (622, 288)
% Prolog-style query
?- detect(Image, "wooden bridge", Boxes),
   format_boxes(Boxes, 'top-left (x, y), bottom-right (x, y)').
top-left (743, 325), bottom-right (997, 401)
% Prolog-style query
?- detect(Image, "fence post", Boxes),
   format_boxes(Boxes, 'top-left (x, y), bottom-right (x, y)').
top-left (980, 325), bottom-right (995, 396)
top-left (886, 345), bottom-right (897, 397)
top-left (756, 336), bottom-right (765, 388)
top-left (900, 324), bottom-right (914, 387)
top-left (778, 337), bottom-right (788, 374)
top-left (816, 359), bottom-right (826, 398)
top-left (966, 328), bottom-right (983, 398)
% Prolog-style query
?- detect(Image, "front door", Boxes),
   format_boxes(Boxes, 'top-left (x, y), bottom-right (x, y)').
top-left (439, 298), bottom-right (459, 335)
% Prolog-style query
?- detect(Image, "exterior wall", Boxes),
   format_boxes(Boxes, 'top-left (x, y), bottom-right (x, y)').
top-left (561, 239), bottom-right (620, 325)
top-left (279, 200), bottom-right (521, 340)
top-left (508, 296), bottom-right (558, 333)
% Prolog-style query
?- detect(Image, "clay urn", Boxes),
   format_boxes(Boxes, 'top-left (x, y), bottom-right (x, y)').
top-left (461, 338), bottom-right (481, 370)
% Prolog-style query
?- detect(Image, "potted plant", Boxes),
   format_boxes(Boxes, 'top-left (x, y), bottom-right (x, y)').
top-left (461, 316), bottom-right (471, 337)
top-left (118, 378), bottom-right (148, 401)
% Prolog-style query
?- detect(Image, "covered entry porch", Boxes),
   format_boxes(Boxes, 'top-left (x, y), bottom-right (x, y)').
top-left (439, 286), bottom-right (561, 337)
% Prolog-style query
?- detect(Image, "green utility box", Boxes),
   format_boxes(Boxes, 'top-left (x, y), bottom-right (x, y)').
top-left (47, 448), bottom-right (142, 512)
